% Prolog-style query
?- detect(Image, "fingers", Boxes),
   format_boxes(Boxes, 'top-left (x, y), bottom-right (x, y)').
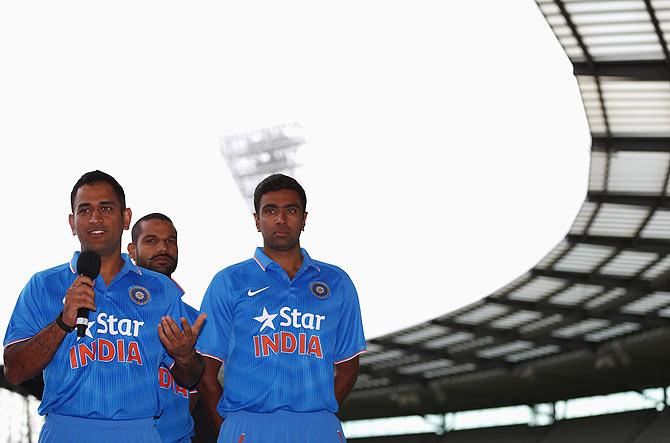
top-left (62, 276), bottom-right (97, 325)
top-left (191, 313), bottom-right (207, 336)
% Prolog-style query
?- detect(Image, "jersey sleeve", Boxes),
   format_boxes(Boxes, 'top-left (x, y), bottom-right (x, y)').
top-left (333, 273), bottom-right (367, 364)
top-left (195, 272), bottom-right (234, 363)
top-left (4, 274), bottom-right (50, 347)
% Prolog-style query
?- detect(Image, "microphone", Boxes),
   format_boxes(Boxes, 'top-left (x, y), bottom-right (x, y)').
top-left (76, 250), bottom-right (101, 338)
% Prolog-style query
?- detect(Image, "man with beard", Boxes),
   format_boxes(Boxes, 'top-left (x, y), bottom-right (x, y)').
top-left (128, 213), bottom-right (199, 443)
top-left (197, 174), bottom-right (366, 442)
top-left (3, 170), bottom-right (205, 443)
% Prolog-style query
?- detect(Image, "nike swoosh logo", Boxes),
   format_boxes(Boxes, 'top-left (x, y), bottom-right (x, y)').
top-left (247, 286), bottom-right (270, 297)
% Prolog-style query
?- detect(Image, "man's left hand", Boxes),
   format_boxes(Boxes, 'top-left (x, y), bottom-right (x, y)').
top-left (158, 313), bottom-right (206, 360)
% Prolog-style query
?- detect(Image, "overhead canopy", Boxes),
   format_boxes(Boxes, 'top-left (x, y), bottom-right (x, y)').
top-left (342, 0), bottom-right (670, 421)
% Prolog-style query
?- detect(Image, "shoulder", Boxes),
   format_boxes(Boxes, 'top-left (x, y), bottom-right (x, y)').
top-left (313, 260), bottom-right (353, 283)
top-left (29, 262), bottom-right (73, 287)
top-left (211, 258), bottom-right (259, 283)
top-left (134, 267), bottom-right (182, 300)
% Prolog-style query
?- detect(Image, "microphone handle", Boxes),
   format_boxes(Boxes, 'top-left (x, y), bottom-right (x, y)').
top-left (76, 308), bottom-right (89, 338)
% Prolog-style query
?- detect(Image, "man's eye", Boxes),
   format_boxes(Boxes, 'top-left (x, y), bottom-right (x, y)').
top-left (78, 208), bottom-right (90, 214)
top-left (264, 208), bottom-right (276, 214)
top-left (287, 207), bottom-right (297, 214)
top-left (101, 206), bottom-right (112, 212)
top-left (146, 238), bottom-right (157, 244)
top-left (167, 239), bottom-right (177, 245)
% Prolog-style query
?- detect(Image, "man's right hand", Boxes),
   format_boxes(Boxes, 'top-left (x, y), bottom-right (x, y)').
top-left (62, 276), bottom-right (97, 328)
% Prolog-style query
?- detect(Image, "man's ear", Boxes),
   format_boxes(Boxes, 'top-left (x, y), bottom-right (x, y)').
top-left (123, 208), bottom-right (132, 230)
top-left (254, 213), bottom-right (261, 232)
top-left (302, 211), bottom-right (308, 231)
top-left (128, 243), bottom-right (137, 262)
top-left (68, 214), bottom-right (76, 236)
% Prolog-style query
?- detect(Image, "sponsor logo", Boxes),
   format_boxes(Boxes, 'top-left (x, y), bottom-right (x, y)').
top-left (247, 286), bottom-right (270, 297)
top-left (252, 306), bottom-right (326, 359)
top-left (68, 311), bottom-right (146, 369)
top-left (129, 285), bottom-right (151, 305)
top-left (309, 282), bottom-right (330, 300)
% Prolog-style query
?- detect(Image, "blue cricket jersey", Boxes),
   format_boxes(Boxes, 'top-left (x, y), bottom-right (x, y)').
top-left (156, 299), bottom-right (199, 443)
top-left (3, 252), bottom-right (188, 420)
top-left (197, 248), bottom-right (366, 417)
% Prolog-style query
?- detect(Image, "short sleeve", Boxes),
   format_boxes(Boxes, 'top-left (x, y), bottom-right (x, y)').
top-left (333, 273), bottom-right (367, 364)
top-left (196, 272), bottom-right (234, 363)
top-left (4, 274), bottom-right (49, 347)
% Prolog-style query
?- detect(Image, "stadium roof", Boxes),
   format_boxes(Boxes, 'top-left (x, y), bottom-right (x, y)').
top-left (342, 0), bottom-right (670, 421)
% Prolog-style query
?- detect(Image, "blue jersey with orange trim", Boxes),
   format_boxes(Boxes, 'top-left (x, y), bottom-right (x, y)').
top-left (197, 248), bottom-right (366, 416)
top-left (3, 252), bottom-right (187, 420)
top-left (155, 301), bottom-right (199, 443)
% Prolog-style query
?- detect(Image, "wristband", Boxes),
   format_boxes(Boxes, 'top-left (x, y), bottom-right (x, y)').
top-left (55, 312), bottom-right (75, 333)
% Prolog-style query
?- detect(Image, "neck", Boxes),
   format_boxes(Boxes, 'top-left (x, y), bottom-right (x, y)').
top-left (98, 250), bottom-right (125, 285)
top-left (263, 245), bottom-right (303, 279)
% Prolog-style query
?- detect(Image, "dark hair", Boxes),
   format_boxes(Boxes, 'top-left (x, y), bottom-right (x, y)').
top-left (253, 174), bottom-right (307, 213)
top-left (131, 213), bottom-right (175, 243)
top-left (70, 170), bottom-right (126, 212)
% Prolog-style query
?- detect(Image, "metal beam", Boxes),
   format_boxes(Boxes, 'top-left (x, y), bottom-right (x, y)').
top-left (587, 192), bottom-right (670, 209)
top-left (574, 60), bottom-right (670, 80)
top-left (592, 136), bottom-right (670, 153)
top-left (531, 268), bottom-right (641, 289)
top-left (566, 234), bottom-right (670, 254)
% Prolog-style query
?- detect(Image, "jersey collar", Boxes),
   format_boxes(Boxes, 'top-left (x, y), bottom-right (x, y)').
top-left (253, 247), bottom-right (320, 272)
top-left (69, 251), bottom-right (143, 276)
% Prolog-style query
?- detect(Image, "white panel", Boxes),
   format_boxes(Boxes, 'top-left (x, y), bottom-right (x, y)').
top-left (550, 284), bottom-right (604, 306)
top-left (570, 202), bottom-right (598, 235)
top-left (621, 291), bottom-right (670, 314)
top-left (424, 332), bottom-right (473, 349)
top-left (608, 152), bottom-right (669, 194)
top-left (553, 319), bottom-right (609, 338)
top-left (520, 314), bottom-right (564, 334)
top-left (506, 345), bottom-right (561, 363)
top-left (585, 287), bottom-right (627, 309)
top-left (641, 210), bottom-right (670, 239)
top-left (589, 151), bottom-right (607, 192)
top-left (394, 325), bottom-right (449, 345)
top-left (477, 341), bottom-right (533, 359)
top-left (490, 311), bottom-right (543, 329)
top-left (508, 277), bottom-right (566, 302)
top-left (588, 204), bottom-right (649, 237)
top-left (554, 244), bottom-right (615, 272)
top-left (600, 250), bottom-right (658, 276)
top-left (455, 304), bottom-right (508, 325)
top-left (398, 359), bottom-right (452, 375)
top-left (585, 322), bottom-right (640, 341)
top-left (424, 363), bottom-right (476, 379)
top-left (642, 255), bottom-right (670, 280)
top-left (536, 241), bottom-right (571, 270)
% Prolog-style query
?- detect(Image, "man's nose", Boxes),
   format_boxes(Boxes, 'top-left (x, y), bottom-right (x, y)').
top-left (276, 210), bottom-right (287, 224)
top-left (90, 208), bottom-right (103, 223)
top-left (156, 240), bottom-right (168, 252)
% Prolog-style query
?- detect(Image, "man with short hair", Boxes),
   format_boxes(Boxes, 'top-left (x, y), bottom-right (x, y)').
top-left (3, 170), bottom-right (205, 442)
top-left (198, 174), bottom-right (366, 442)
top-left (128, 213), bottom-right (199, 443)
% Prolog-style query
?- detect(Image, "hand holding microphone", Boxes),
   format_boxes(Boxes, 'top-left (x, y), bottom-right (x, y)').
top-left (62, 251), bottom-right (101, 337)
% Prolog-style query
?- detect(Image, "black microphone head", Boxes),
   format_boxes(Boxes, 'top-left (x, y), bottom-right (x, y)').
top-left (77, 250), bottom-right (101, 279)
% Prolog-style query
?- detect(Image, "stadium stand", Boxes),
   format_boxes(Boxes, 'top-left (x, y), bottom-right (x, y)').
top-left (350, 409), bottom-right (670, 442)
top-left (342, 0), bottom-right (670, 432)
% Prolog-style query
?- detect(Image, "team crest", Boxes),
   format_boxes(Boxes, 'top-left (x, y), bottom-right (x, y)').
top-left (309, 282), bottom-right (331, 300)
top-left (128, 285), bottom-right (151, 306)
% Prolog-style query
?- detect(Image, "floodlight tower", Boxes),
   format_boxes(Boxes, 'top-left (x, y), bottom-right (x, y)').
top-left (220, 123), bottom-right (304, 210)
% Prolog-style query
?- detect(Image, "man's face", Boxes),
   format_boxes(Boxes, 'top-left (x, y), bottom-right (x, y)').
top-left (128, 219), bottom-right (178, 277)
top-left (68, 182), bottom-right (131, 257)
top-left (254, 189), bottom-right (307, 252)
